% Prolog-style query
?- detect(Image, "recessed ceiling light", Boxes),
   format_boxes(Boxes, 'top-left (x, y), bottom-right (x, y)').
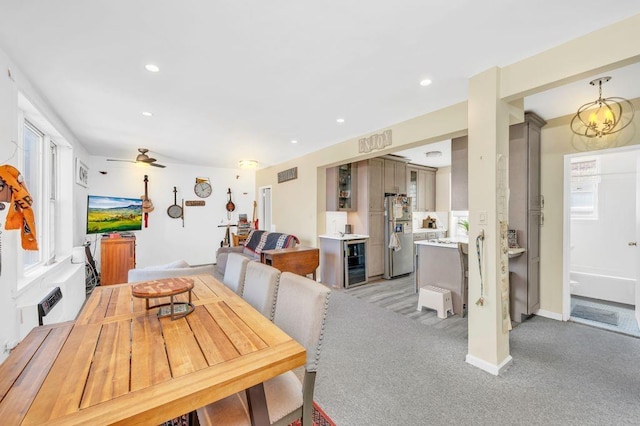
top-left (142, 111), bottom-right (153, 117)
top-left (291, 140), bottom-right (298, 144)
top-left (425, 150), bottom-right (442, 158)
top-left (420, 79), bottom-right (432, 87)
top-left (145, 64), bottom-right (160, 73)
top-left (336, 118), bottom-right (345, 124)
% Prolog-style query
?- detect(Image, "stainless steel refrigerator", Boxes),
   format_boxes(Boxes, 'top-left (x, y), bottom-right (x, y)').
top-left (383, 195), bottom-right (414, 279)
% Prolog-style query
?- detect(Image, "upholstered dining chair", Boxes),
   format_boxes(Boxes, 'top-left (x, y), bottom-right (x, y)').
top-left (196, 272), bottom-right (331, 426)
top-left (241, 261), bottom-right (281, 321)
top-left (223, 252), bottom-right (250, 295)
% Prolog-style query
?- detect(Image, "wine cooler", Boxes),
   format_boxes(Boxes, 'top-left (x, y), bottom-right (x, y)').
top-left (344, 239), bottom-right (367, 288)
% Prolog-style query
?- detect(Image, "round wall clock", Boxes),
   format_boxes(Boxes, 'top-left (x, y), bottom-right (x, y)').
top-left (194, 178), bottom-right (212, 198)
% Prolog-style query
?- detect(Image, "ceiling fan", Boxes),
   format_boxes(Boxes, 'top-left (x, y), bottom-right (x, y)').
top-left (107, 148), bottom-right (167, 168)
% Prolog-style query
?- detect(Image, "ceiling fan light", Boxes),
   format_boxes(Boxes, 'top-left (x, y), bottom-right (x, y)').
top-left (239, 159), bottom-right (258, 169)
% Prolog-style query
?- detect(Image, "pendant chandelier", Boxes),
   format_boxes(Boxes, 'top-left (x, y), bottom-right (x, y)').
top-left (570, 76), bottom-right (635, 139)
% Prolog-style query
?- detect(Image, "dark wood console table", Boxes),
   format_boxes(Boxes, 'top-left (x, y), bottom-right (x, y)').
top-left (260, 246), bottom-right (320, 280)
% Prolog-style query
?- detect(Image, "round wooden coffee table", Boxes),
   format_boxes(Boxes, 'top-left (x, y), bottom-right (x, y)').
top-left (132, 277), bottom-right (195, 320)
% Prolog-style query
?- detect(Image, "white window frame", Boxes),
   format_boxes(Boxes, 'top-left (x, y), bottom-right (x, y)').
top-left (570, 157), bottom-right (600, 220)
top-left (18, 114), bottom-right (60, 281)
top-left (13, 92), bottom-right (75, 295)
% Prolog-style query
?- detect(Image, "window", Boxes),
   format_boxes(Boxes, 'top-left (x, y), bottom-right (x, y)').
top-left (570, 157), bottom-right (600, 219)
top-left (22, 120), bottom-right (58, 270)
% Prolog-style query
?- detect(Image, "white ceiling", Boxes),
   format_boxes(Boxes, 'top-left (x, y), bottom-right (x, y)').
top-left (1, 2), bottom-right (639, 169)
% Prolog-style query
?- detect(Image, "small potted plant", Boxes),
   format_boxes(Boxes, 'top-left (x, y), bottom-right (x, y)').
top-left (458, 219), bottom-right (469, 236)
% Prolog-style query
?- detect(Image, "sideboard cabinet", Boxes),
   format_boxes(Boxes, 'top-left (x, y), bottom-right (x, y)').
top-left (101, 236), bottom-right (136, 285)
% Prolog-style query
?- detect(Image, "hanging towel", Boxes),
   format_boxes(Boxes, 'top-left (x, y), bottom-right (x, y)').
top-left (0, 165), bottom-right (38, 250)
top-left (388, 232), bottom-right (401, 251)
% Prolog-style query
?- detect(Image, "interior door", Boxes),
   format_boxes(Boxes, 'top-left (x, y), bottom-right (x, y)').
top-left (636, 157), bottom-right (640, 327)
top-left (260, 186), bottom-right (272, 232)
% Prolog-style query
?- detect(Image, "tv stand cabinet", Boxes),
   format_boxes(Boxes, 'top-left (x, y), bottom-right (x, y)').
top-left (101, 236), bottom-right (136, 285)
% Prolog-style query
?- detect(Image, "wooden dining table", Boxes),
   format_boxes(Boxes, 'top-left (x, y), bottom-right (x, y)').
top-left (0, 274), bottom-right (306, 425)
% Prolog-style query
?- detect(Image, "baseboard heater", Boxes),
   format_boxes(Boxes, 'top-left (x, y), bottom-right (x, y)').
top-left (37, 287), bottom-right (63, 326)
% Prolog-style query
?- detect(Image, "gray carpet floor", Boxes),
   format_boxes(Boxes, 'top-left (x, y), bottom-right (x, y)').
top-left (314, 288), bottom-right (640, 425)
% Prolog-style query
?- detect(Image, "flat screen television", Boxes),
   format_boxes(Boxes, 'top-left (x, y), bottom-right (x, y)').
top-left (86, 195), bottom-right (143, 235)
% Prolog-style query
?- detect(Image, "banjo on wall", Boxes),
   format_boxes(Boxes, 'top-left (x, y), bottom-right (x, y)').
top-left (167, 186), bottom-right (183, 219)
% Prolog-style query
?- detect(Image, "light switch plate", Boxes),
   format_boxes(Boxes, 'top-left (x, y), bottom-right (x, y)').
top-left (479, 211), bottom-right (488, 225)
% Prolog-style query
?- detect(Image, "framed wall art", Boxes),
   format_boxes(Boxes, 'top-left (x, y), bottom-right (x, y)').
top-left (76, 158), bottom-right (89, 187)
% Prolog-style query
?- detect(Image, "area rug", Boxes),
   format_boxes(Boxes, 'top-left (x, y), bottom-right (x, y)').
top-left (571, 304), bottom-right (619, 326)
top-left (162, 401), bottom-right (335, 426)
top-left (289, 401), bottom-right (336, 426)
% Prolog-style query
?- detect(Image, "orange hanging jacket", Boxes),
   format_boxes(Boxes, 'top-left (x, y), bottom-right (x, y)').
top-left (0, 165), bottom-right (38, 250)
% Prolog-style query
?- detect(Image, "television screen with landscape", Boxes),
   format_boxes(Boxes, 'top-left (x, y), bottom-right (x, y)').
top-left (87, 195), bottom-right (143, 234)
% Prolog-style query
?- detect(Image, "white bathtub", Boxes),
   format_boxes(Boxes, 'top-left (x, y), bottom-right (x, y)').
top-left (570, 271), bottom-right (635, 305)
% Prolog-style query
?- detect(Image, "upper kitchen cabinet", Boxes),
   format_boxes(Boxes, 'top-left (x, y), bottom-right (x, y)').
top-left (451, 136), bottom-right (468, 211)
top-left (384, 157), bottom-right (407, 195)
top-left (408, 165), bottom-right (437, 212)
top-left (327, 163), bottom-right (358, 211)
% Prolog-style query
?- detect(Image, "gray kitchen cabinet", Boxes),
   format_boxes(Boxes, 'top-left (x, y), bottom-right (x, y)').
top-left (320, 237), bottom-right (369, 288)
top-left (423, 169), bottom-right (436, 211)
top-left (408, 165), bottom-right (437, 212)
top-left (509, 112), bottom-right (546, 322)
top-left (368, 158), bottom-right (384, 212)
top-left (451, 136), bottom-right (468, 211)
top-left (326, 163), bottom-right (357, 211)
top-left (384, 158), bottom-right (407, 195)
top-left (368, 211), bottom-right (385, 276)
top-left (355, 159), bottom-right (385, 278)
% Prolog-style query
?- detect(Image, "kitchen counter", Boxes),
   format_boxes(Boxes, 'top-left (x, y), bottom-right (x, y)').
top-left (415, 239), bottom-right (527, 257)
top-left (415, 240), bottom-right (459, 249)
top-left (413, 227), bottom-right (447, 233)
top-left (318, 234), bottom-right (370, 241)
top-left (508, 247), bottom-right (526, 258)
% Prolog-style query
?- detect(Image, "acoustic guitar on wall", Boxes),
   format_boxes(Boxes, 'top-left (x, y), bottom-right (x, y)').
top-left (252, 200), bottom-right (258, 230)
top-left (141, 175), bottom-right (154, 227)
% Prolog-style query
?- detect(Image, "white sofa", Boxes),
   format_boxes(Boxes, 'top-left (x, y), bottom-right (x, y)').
top-left (127, 259), bottom-right (216, 283)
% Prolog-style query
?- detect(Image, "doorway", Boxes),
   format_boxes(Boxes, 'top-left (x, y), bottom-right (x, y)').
top-left (563, 145), bottom-right (640, 337)
top-left (259, 185), bottom-right (272, 232)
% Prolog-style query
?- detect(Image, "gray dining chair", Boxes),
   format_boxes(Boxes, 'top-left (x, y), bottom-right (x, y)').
top-left (223, 253), bottom-right (250, 295)
top-left (196, 271), bottom-right (331, 426)
top-left (241, 261), bottom-right (281, 321)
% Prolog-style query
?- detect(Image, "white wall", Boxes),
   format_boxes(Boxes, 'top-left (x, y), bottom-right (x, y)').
top-left (88, 157), bottom-right (256, 268)
top-left (0, 47), bottom-right (89, 363)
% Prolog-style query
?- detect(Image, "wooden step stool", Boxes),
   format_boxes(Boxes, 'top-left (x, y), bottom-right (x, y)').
top-left (417, 285), bottom-right (453, 319)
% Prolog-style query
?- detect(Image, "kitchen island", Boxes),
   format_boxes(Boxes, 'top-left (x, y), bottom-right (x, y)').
top-left (414, 239), bottom-right (468, 316)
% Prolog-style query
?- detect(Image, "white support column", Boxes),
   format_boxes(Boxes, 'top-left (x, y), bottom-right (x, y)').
top-left (466, 67), bottom-right (512, 375)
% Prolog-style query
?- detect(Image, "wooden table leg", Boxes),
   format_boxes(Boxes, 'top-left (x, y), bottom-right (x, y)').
top-left (246, 383), bottom-right (269, 426)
